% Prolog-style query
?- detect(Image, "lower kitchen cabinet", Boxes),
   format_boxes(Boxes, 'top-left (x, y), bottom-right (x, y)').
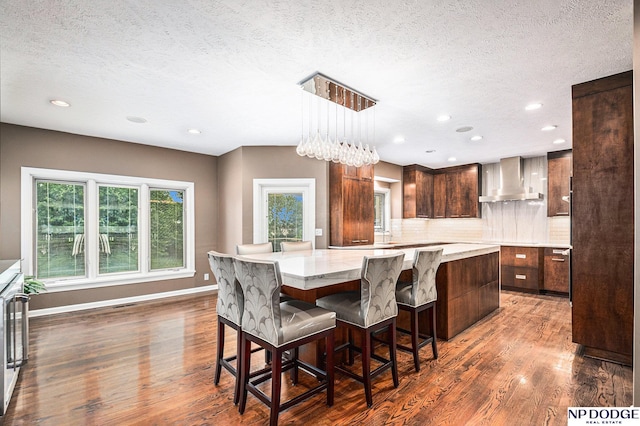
top-left (542, 247), bottom-right (569, 294)
top-left (500, 246), bottom-right (543, 293)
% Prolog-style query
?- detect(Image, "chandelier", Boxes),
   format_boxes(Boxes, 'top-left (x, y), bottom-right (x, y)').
top-left (296, 73), bottom-right (380, 167)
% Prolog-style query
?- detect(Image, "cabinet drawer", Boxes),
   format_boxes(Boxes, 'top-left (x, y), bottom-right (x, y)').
top-left (500, 246), bottom-right (541, 268)
top-left (543, 248), bottom-right (570, 293)
top-left (501, 266), bottom-right (540, 291)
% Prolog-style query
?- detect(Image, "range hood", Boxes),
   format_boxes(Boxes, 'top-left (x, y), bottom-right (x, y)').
top-left (479, 156), bottom-right (543, 202)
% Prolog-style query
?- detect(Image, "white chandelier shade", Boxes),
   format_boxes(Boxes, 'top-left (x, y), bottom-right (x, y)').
top-left (296, 73), bottom-right (380, 167)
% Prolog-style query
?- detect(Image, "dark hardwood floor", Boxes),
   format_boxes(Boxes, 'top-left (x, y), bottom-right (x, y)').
top-left (5, 290), bottom-right (632, 425)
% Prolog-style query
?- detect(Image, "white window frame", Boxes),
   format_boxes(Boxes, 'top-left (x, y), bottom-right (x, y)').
top-left (252, 179), bottom-right (316, 248)
top-left (21, 167), bottom-right (195, 292)
top-left (374, 187), bottom-right (391, 234)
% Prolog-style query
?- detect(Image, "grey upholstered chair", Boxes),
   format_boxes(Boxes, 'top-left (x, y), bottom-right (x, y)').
top-left (234, 257), bottom-right (336, 426)
top-left (316, 252), bottom-right (405, 408)
top-left (236, 242), bottom-right (273, 255)
top-left (395, 248), bottom-right (443, 372)
top-left (280, 240), bottom-right (313, 252)
top-left (208, 251), bottom-right (245, 404)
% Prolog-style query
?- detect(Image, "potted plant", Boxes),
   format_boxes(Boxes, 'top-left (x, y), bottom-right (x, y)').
top-left (23, 276), bottom-right (46, 295)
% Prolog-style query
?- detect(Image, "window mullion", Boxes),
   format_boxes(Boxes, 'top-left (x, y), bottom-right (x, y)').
top-left (86, 179), bottom-right (98, 280)
top-left (140, 184), bottom-right (150, 274)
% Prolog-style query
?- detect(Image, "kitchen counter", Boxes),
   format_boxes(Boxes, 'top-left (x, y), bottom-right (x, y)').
top-left (239, 243), bottom-right (499, 291)
top-left (331, 241), bottom-right (571, 250)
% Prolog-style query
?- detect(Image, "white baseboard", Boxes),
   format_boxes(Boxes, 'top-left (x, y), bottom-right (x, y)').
top-left (29, 285), bottom-right (218, 317)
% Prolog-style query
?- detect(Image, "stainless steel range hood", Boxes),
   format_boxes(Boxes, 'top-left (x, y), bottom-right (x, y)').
top-left (479, 156), bottom-right (543, 202)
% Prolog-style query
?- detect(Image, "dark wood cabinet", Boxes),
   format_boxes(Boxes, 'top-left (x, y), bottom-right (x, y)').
top-left (403, 164), bottom-right (434, 218)
top-left (547, 150), bottom-right (572, 217)
top-left (571, 70), bottom-right (633, 365)
top-left (500, 246), bottom-right (544, 293)
top-left (410, 163), bottom-right (480, 219)
top-left (330, 162), bottom-right (374, 246)
top-left (433, 173), bottom-right (446, 218)
top-left (543, 248), bottom-right (569, 294)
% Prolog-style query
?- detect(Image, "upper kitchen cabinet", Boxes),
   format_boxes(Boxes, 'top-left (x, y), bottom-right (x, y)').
top-left (439, 164), bottom-right (481, 218)
top-left (547, 150), bottom-right (572, 217)
top-left (402, 163), bottom-right (481, 219)
top-left (403, 164), bottom-right (434, 218)
top-left (571, 70), bottom-right (633, 365)
top-left (330, 162), bottom-right (374, 246)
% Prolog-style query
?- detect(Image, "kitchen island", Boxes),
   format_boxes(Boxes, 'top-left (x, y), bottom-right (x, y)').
top-left (239, 243), bottom-right (500, 340)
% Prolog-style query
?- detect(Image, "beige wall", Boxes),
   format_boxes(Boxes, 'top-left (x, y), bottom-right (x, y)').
top-left (217, 146), bottom-right (330, 253)
top-left (217, 147), bottom-right (244, 254)
top-left (0, 123), bottom-right (218, 310)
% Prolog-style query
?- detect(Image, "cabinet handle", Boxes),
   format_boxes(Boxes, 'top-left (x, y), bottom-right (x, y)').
top-left (515, 274), bottom-right (527, 280)
top-left (555, 212), bottom-right (569, 216)
top-left (450, 215), bottom-right (459, 218)
top-left (351, 240), bottom-right (361, 243)
top-left (435, 215), bottom-right (445, 218)
top-left (461, 214), bottom-right (471, 217)
top-left (551, 258), bottom-right (565, 262)
top-left (552, 249), bottom-right (565, 254)
top-left (360, 240), bottom-right (369, 243)
top-left (515, 254), bottom-right (526, 259)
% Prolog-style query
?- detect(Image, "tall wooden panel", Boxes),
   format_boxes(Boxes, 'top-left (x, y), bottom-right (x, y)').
top-left (330, 163), bottom-right (374, 246)
top-left (571, 70), bottom-right (633, 365)
top-left (433, 173), bottom-right (447, 219)
top-left (402, 164), bottom-right (434, 218)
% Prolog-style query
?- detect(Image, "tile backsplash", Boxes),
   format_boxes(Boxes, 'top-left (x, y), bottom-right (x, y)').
top-left (383, 156), bottom-right (571, 245)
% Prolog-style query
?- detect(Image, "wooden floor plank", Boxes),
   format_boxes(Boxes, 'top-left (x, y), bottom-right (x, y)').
top-left (4, 290), bottom-right (632, 425)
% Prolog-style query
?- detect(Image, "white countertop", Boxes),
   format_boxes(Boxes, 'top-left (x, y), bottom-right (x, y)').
top-left (238, 243), bottom-right (499, 290)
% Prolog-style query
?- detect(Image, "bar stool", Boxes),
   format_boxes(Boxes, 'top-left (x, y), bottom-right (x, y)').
top-left (395, 248), bottom-right (442, 372)
top-left (208, 250), bottom-right (267, 404)
top-left (236, 242), bottom-right (274, 255)
top-left (316, 252), bottom-right (405, 408)
top-left (280, 241), bottom-right (313, 252)
top-left (234, 257), bottom-right (336, 426)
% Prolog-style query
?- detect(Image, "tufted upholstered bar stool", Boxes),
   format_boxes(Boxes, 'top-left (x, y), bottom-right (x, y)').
top-left (395, 248), bottom-right (443, 372)
top-left (208, 250), bottom-right (268, 404)
top-left (280, 240), bottom-right (313, 252)
top-left (234, 257), bottom-right (336, 426)
top-left (316, 252), bottom-right (405, 408)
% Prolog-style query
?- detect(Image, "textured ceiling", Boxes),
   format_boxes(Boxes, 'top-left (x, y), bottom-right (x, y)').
top-left (0, 0), bottom-right (633, 168)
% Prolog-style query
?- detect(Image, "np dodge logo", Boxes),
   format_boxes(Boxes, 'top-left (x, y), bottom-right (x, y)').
top-left (567, 407), bottom-right (640, 425)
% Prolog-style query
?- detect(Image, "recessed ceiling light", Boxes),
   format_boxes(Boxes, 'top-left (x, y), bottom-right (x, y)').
top-left (553, 138), bottom-right (566, 144)
top-left (541, 125), bottom-right (557, 131)
top-left (437, 115), bottom-right (451, 122)
top-left (525, 103), bottom-right (543, 111)
top-left (188, 128), bottom-right (201, 134)
top-left (456, 126), bottom-right (473, 133)
top-left (470, 135), bottom-right (483, 141)
top-left (126, 116), bottom-right (147, 123)
top-left (50, 99), bottom-right (70, 107)
top-left (393, 137), bottom-right (405, 144)
top-left (448, 156), bottom-right (457, 162)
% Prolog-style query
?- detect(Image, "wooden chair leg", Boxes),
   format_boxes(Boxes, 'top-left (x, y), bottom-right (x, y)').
top-left (348, 328), bottom-right (355, 365)
top-left (431, 304), bottom-right (438, 359)
top-left (270, 348), bottom-right (282, 426)
top-left (233, 329), bottom-right (242, 405)
top-left (361, 328), bottom-right (373, 408)
top-left (411, 308), bottom-right (421, 372)
top-left (389, 320), bottom-right (399, 388)
top-left (291, 347), bottom-right (299, 385)
top-left (214, 319), bottom-right (224, 385)
top-left (238, 334), bottom-right (251, 414)
top-left (326, 332), bottom-right (335, 407)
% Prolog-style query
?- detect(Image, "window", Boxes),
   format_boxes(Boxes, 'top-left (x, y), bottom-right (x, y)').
top-left (253, 179), bottom-right (315, 252)
top-left (374, 188), bottom-right (390, 233)
top-left (22, 167), bottom-right (195, 291)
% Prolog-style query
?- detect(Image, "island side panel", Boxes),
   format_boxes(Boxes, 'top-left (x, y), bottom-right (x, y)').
top-left (435, 252), bottom-right (499, 340)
